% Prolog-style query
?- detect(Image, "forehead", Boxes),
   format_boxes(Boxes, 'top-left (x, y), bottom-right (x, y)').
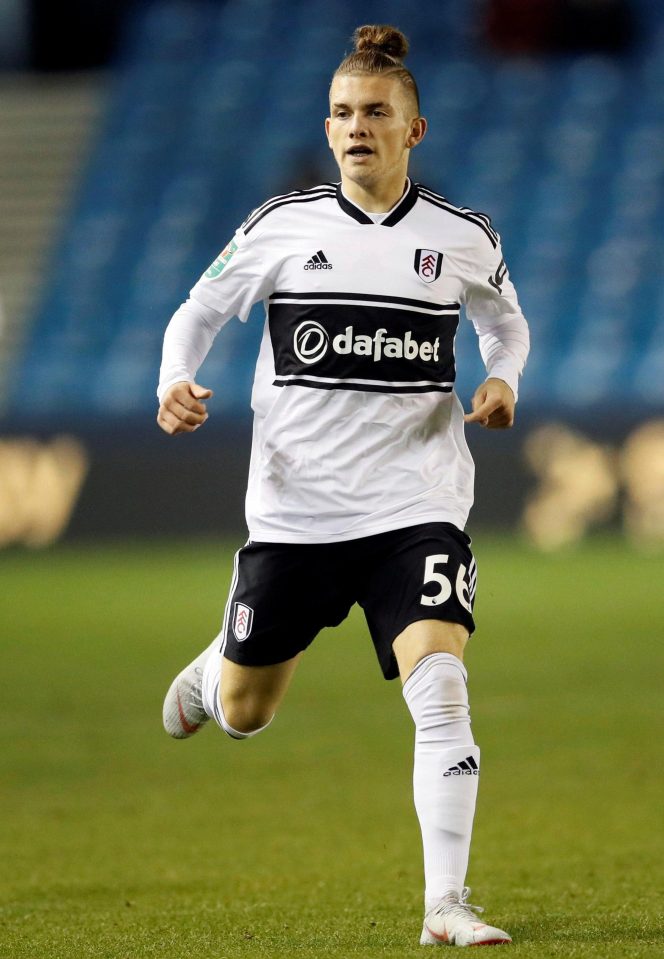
top-left (329, 73), bottom-right (405, 108)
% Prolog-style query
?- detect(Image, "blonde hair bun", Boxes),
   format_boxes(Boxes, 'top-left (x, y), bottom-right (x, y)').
top-left (352, 24), bottom-right (409, 62)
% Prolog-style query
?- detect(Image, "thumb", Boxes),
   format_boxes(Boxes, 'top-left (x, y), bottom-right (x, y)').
top-left (190, 383), bottom-right (214, 400)
top-left (464, 390), bottom-right (490, 425)
top-left (464, 407), bottom-right (490, 425)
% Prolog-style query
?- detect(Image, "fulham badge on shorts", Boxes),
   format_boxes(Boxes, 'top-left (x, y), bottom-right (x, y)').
top-left (414, 249), bottom-right (443, 284)
top-left (232, 603), bottom-right (254, 642)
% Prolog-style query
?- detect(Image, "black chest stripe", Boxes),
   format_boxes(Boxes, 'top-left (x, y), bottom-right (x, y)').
top-left (276, 376), bottom-right (453, 394)
top-left (270, 291), bottom-right (460, 313)
top-left (269, 300), bottom-right (460, 394)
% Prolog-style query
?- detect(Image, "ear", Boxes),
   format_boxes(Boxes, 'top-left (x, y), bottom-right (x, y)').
top-left (406, 116), bottom-right (427, 150)
top-left (325, 116), bottom-right (332, 148)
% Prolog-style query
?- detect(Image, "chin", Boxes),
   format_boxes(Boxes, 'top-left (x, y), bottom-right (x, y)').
top-left (346, 169), bottom-right (378, 188)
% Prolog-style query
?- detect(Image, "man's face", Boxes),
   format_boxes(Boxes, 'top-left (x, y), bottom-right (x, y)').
top-left (325, 74), bottom-right (424, 190)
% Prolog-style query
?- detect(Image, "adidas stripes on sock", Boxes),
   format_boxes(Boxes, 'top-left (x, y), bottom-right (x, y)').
top-left (402, 652), bottom-right (480, 910)
top-left (201, 640), bottom-right (271, 740)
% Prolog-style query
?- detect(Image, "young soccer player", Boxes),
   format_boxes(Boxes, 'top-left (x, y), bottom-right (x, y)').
top-left (157, 25), bottom-right (529, 947)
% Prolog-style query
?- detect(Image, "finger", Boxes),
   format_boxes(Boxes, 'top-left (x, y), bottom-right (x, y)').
top-left (157, 408), bottom-right (182, 434)
top-left (169, 399), bottom-right (209, 426)
top-left (486, 410), bottom-right (514, 429)
top-left (190, 384), bottom-right (214, 400)
top-left (165, 382), bottom-right (210, 413)
top-left (168, 388), bottom-right (208, 416)
top-left (464, 397), bottom-right (498, 425)
top-left (471, 389), bottom-right (487, 411)
top-left (464, 409), bottom-right (489, 426)
top-left (157, 407), bottom-right (198, 435)
top-left (169, 395), bottom-right (208, 417)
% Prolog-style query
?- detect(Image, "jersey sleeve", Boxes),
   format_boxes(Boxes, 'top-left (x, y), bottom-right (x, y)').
top-left (157, 297), bottom-right (224, 401)
top-left (157, 223), bottom-right (274, 401)
top-left (189, 224), bottom-right (273, 321)
top-left (462, 233), bottom-right (530, 400)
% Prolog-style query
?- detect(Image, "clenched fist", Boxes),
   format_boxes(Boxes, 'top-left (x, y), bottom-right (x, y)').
top-left (464, 378), bottom-right (515, 429)
top-left (157, 381), bottom-right (214, 435)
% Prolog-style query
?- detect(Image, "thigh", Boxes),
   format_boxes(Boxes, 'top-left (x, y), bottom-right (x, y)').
top-left (359, 523), bottom-right (477, 680)
top-left (392, 619), bottom-right (469, 684)
top-left (220, 655), bottom-right (302, 729)
top-left (220, 540), bottom-right (355, 668)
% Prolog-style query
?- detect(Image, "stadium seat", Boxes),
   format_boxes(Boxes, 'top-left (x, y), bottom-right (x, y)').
top-left (10, 0), bottom-right (664, 417)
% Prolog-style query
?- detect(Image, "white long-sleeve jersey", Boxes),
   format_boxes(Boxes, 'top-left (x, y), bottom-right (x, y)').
top-left (158, 179), bottom-right (530, 543)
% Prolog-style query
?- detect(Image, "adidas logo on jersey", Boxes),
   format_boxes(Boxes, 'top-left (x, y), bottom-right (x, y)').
top-left (304, 250), bottom-right (333, 270)
top-left (443, 755), bottom-right (479, 777)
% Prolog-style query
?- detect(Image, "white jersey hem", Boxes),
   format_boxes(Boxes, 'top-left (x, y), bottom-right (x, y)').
top-left (247, 510), bottom-right (468, 545)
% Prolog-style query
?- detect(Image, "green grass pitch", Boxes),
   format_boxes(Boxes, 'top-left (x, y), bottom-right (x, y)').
top-left (1, 537), bottom-right (662, 958)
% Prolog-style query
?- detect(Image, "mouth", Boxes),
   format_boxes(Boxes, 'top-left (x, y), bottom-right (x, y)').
top-left (346, 146), bottom-right (374, 159)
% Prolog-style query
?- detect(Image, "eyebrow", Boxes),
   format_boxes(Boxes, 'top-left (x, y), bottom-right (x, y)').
top-left (331, 101), bottom-right (392, 111)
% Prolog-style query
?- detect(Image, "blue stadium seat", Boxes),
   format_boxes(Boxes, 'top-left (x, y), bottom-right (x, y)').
top-left (10, 0), bottom-right (664, 419)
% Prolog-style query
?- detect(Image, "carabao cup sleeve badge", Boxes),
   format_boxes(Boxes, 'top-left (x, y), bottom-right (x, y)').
top-left (205, 239), bottom-right (239, 278)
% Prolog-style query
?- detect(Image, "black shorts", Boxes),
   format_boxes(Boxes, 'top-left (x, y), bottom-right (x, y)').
top-left (220, 522), bottom-right (476, 681)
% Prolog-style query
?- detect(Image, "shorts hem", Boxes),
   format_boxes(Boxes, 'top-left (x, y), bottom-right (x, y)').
top-left (223, 646), bottom-right (306, 668)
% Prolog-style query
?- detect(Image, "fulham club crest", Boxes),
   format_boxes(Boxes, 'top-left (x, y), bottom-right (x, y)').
top-left (414, 249), bottom-right (443, 284)
top-left (232, 603), bottom-right (254, 641)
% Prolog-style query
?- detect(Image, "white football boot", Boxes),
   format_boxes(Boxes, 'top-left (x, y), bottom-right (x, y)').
top-left (421, 888), bottom-right (512, 947)
top-left (162, 640), bottom-right (219, 738)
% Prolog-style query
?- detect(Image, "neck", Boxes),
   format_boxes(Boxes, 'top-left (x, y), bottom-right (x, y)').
top-left (341, 174), bottom-right (409, 213)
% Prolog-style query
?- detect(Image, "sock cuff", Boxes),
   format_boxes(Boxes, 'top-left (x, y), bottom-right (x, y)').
top-left (220, 712), bottom-right (274, 740)
top-left (403, 652), bottom-right (468, 701)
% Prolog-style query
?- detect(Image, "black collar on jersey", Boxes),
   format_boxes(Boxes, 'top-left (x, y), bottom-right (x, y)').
top-left (335, 178), bottom-right (419, 227)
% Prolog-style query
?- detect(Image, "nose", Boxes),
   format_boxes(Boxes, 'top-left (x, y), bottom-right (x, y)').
top-left (348, 114), bottom-right (367, 138)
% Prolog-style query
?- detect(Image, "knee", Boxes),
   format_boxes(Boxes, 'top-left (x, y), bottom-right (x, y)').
top-left (393, 621), bottom-right (468, 683)
top-left (221, 694), bottom-right (274, 735)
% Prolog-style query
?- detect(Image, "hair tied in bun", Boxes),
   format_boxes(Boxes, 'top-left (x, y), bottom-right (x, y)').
top-left (332, 24), bottom-right (420, 113)
top-left (353, 24), bottom-right (409, 62)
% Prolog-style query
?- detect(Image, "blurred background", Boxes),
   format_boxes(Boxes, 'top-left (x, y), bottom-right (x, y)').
top-left (1, 0), bottom-right (663, 551)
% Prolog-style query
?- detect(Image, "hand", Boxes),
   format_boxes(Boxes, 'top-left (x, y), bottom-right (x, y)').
top-left (464, 378), bottom-right (515, 429)
top-left (157, 381), bottom-right (214, 435)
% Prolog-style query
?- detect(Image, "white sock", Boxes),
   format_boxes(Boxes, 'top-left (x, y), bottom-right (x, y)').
top-left (201, 638), bottom-right (272, 740)
top-left (402, 652), bottom-right (480, 912)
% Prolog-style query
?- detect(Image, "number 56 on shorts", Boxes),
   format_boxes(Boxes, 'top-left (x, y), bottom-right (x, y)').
top-left (420, 553), bottom-right (476, 614)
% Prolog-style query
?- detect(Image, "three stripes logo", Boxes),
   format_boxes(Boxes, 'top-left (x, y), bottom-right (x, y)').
top-left (443, 755), bottom-right (479, 777)
top-left (304, 250), bottom-right (333, 270)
